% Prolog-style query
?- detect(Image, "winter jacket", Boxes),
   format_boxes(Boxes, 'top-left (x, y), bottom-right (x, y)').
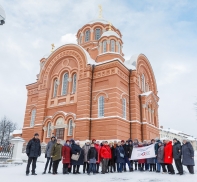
top-left (157, 145), bottom-right (164, 164)
top-left (155, 140), bottom-right (161, 155)
top-left (182, 142), bottom-right (195, 166)
top-left (26, 138), bottom-right (41, 158)
top-left (71, 143), bottom-right (84, 165)
top-left (109, 146), bottom-right (115, 166)
top-left (62, 145), bottom-right (71, 164)
top-left (173, 141), bottom-right (182, 160)
top-left (115, 146), bottom-right (125, 163)
top-left (87, 147), bottom-right (98, 161)
top-left (82, 144), bottom-right (91, 162)
top-left (100, 145), bottom-right (111, 159)
top-left (51, 143), bottom-right (62, 161)
top-left (164, 141), bottom-right (173, 164)
top-left (45, 140), bottom-right (56, 157)
top-left (123, 144), bottom-right (132, 158)
top-left (94, 143), bottom-right (101, 163)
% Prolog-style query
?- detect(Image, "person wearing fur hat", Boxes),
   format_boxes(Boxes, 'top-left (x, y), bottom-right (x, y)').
top-left (94, 140), bottom-right (101, 173)
top-left (62, 140), bottom-right (71, 174)
top-left (26, 133), bottom-right (41, 176)
top-left (82, 140), bottom-right (91, 173)
top-left (42, 136), bottom-right (56, 174)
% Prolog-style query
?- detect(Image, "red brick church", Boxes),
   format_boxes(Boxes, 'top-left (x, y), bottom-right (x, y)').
top-left (22, 17), bottom-right (159, 143)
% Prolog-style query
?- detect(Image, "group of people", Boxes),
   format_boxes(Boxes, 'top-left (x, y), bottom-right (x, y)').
top-left (25, 133), bottom-right (195, 176)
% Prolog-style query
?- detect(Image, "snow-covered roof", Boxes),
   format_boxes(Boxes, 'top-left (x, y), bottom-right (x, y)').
top-left (100, 30), bottom-right (120, 39)
top-left (88, 19), bottom-right (109, 25)
top-left (140, 91), bottom-right (152, 96)
top-left (13, 130), bottom-right (22, 135)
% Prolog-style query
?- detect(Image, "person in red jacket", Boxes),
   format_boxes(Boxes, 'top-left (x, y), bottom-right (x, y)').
top-left (163, 139), bottom-right (175, 174)
top-left (62, 140), bottom-right (71, 174)
top-left (93, 139), bottom-right (101, 173)
top-left (100, 141), bottom-right (111, 174)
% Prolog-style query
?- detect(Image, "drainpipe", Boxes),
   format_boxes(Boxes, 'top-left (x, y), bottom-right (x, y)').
top-left (89, 65), bottom-right (95, 140)
top-left (129, 70), bottom-right (132, 139)
top-left (139, 95), bottom-right (144, 141)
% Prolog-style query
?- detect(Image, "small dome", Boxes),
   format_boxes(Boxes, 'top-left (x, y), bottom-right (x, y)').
top-left (87, 19), bottom-right (109, 25)
top-left (100, 30), bottom-right (120, 39)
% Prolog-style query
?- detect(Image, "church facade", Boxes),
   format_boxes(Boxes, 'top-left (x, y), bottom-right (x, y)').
top-left (22, 19), bottom-right (159, 143)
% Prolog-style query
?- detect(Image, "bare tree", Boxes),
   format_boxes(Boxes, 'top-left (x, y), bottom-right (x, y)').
top-left (0, 116), bottom-right (17, 146)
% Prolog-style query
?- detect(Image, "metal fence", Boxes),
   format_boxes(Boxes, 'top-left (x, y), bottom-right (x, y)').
top-left (0, 144), bottom-right (14, 160)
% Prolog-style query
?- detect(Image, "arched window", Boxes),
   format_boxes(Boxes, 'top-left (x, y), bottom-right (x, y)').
top-left (117, 42), bottom-right (121, 53)
top-left (68, 119), bottom-right (73, 136)
top-left (141, 74), bottom-right (146, 92)
top-left (72, 73), bottom-right (77, 94)
top-left (103, 41), bottom-right (107, 53)
top-left (47, 122), bottom-right (51, 138)
top-left (110, 40), bottom-right (115, 52)
top-left (98, 96), bottom-right (104, 118)
top-left (85, 30), bottom-right (90, 42)
top-left (95, 28), bottom-right (101, 40)
top-left (30, 109), bottom-right (36, 127)
top-left (122, 98), bottom-right (126, 119)
top-left (62, 73), bottom-right (69, 96)
top-left (53, 79), bottom-right (58, 98)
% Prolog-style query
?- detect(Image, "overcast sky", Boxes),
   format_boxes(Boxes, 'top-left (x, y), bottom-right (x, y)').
top-left (0, 0), bottom-right (197, 136)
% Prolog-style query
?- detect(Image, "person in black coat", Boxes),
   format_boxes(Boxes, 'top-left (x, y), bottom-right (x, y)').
top-left (108, 142), bottom-right (115, 173)
top-left (182, 139), bottom-right (195, 174)
top-left (128, 140), bottom-right (134, 171)
top-left (25, 133), bottom-right (41, 176)
top-left (123, 140), bottom-right (132, 172)
top-left (115, 141), bottom-right (125, 173)
top-left (173, 138), bottom-right (183, 175)
top-left (71, 140), bottom-right (84, 174)
top-left (87, 143), bottom-right (98, 175)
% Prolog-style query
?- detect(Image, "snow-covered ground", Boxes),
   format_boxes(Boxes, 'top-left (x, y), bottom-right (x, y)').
top-left (1, 159), bottom-right (197, 182)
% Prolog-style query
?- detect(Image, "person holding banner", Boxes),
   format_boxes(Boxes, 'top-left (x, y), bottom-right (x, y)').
top-left (163, 139), bottom-right (175, 174)
top-left (115, 141), bottom-right (125, 173)
top-left (157, 141), bottom-right (167, 173)
top-left (133, 139), bottom-right (139, 170)
top-left (138, 142), bottom-right (146, 171)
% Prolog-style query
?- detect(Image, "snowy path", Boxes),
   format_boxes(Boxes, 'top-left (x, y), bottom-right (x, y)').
top-left (0, 162), bottom-right (197, 182)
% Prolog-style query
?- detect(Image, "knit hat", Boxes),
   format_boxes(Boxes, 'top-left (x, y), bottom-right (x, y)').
top-left (85, 139), bottom-right (90, 143)
top-left (92, 139), bottom-right (96, 142)
top-left (70, 139), bottom-right (75, 144)
top-left (173, 138), bottom-right (177, 141)
top-left (66, 140), bottom-right (70, 143)
top-left (121, 140), bottom-right (125, 143)
top-left (34, 133), bottom-right (39, 136)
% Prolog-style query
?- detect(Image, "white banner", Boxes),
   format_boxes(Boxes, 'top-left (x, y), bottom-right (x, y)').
top-left (130, 144), bottom-right (156, 160)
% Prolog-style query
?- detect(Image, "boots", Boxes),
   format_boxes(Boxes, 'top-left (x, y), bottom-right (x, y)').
top-left (76, 165), bottom-right (81, 174)
top-left (110, 166), bottom-right (113, 173)
top-left (73, 165), bottom-right (77, 174)
top-left (42, 170), bottom-right (46, 174)
top-left (135, 163), bottom-right (137, 170)
top-left (63, 168), bottom-right (69, 174)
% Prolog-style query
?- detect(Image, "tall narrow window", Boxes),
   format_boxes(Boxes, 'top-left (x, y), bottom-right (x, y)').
top-left (85, 30), bottom-right (90, 42)
top-left (103, 41), bottom-right (107, 53)
top-left (122, 98), bottom-right (126, 119)
top-left (68, 119), bottom-right (73, 136)
top-left (95, 28), bottom-right (101, 40)
top-left (62, 73), bottom-right (69, 95)
top-left (110, 40), bottom-right (115, 52)
top-left (53, 79), bottom-right (58, 98)
top-left (72, 73), bottom-right (77, 94)
top-left (118, 42), bottom-right (121, 53)
top-left (30, 109), bottom-right (36, 127)
top-left (47, 122), bottom-right (51, 138)
top-left (98, 96), bottom-right (104, 117)
top-left (141, 74), bottom-right (145, 92)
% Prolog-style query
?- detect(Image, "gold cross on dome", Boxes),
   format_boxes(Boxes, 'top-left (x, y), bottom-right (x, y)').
top-left (98, 5), bottom-right (102, 19)
top-left (51, 43), bottom-right (55, 52)
top-left (108, 22), bottom-right (112, 31)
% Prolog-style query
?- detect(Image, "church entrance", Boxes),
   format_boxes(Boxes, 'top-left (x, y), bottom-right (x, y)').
top-left (56, 128), bottom-right (64, 140)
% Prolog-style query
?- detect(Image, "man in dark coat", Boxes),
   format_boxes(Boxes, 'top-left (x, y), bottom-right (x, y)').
top-left (42, 136), bottom-right (56, 174)
top-left (87, 143), bottom-right (98, 175)
top-left (128, 140), bottom-right (134, 171)
top-left (123, 140), bottom-right (132, 172)
top-left (26, 133), bottom-right (41, 176)
top-left (71, 140), bottom-right (84, 174)
top-left (173, 138), bottom-right (183, 175)
top-left (155, 138), bottom-right (161, 172)
top-left (115, 141), bottom-right (125, 173)
top-left (182, 139), bottom-right (195, 174)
